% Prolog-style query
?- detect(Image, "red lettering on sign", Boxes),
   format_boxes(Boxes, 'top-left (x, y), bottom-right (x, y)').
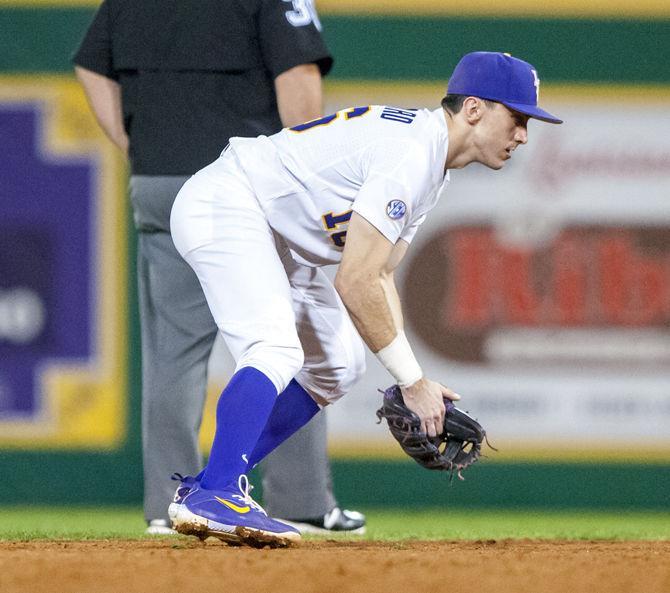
top-left (553, 235), bottom-right (588, 325)
top-left (500, 249), bottom-right (540, 324)
top-left (442, 227), bottom-right (670, 329)
top-left (442, 230), bottom-right (493, 328)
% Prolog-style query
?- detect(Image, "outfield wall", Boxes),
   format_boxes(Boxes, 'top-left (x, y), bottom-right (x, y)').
top-left (1, 1), bottom-right (669, 508)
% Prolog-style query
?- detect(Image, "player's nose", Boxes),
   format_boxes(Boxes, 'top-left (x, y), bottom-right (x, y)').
top-left (515, 126), bottom-right (528, 145)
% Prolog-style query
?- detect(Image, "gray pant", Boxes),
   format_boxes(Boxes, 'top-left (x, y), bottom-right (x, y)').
top-left (131, 175), bottom-right (336, 522)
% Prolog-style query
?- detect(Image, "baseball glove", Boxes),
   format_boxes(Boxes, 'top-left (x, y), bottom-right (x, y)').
top-left (376, 384), bottom-right (489, 478)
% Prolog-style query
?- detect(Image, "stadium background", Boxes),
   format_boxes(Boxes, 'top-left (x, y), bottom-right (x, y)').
top-left (1, 0), bottom-right (669, 510)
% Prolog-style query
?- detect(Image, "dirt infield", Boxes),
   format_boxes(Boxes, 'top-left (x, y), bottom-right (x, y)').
top-left (1, 539), bottom-right (668, 593)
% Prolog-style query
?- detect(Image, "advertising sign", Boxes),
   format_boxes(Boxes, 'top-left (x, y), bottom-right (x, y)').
top-left (0, 78), bottom-right (127, 448)
top-left (321, 84), bottom-right (670, 460)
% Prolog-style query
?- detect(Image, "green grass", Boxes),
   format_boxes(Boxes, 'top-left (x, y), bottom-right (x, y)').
top-left (1, 508), bottom-right (669, 541)
top-left (0, 507), bottom-right (147, 541)
top-left (367, 509), bottom-right (670, 541)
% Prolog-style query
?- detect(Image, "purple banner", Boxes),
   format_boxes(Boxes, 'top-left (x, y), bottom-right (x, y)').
top-left (0, 104), bottom-right (94, 418)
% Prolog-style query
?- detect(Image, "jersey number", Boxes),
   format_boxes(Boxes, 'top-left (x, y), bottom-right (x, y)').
top-left (283, 0), bottom-right (321, 30)
top-left (290, 106), bottom-right (371, 133)
top-left (322, 209), bottom-right (352, 248)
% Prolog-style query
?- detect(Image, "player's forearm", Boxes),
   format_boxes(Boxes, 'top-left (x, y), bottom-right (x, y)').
top-left (75, 66), bottom-right (129, 154)
top-left (274, 63), bottom-right (323, 128)
top-left (380, 271), bottom-right (404, 331)
top-left (338, 271), bottom-right (423, 387)
top-left (335, 272), bottom-right (398, 353)
top-left (337, 213), bottom-right (423, 384)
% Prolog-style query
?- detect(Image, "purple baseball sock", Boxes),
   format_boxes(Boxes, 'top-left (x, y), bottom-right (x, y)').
top-left (246, 379), bottom-right (320, 468)
top-left (200, 366), bottom-right (277, 490)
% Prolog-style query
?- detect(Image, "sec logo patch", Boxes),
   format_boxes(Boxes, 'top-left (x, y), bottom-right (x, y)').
top-left (386, 200), bottom-right (406, 220)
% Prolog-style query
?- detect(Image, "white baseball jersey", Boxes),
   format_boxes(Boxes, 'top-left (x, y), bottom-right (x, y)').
top-left (171, 106), bottom-right (451, 400)
top-left (228, 105), bottom-right (451, 266)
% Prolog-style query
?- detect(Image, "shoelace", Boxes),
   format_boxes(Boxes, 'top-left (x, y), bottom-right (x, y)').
top-left (232, 474), bottom-right (267, 515)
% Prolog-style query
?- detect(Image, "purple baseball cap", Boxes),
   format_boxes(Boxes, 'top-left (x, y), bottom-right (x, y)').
top-left (447, 52), bottom-right (563, 124)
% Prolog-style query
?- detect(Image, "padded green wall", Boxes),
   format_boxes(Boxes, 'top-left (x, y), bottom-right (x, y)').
top-left (2, 9), bottom-right (669, 82)
top-left (2, 6), bottom-right (669, 507)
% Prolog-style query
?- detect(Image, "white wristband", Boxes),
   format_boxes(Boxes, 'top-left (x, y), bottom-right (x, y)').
top-left (375, 331), bottom-right (423, 387)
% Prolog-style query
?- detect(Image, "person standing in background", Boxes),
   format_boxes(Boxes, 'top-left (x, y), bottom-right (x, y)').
top-left (73, 0), bottom-right (365, 536)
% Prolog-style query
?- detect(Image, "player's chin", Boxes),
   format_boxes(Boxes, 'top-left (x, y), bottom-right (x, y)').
top-left (492, 151), bottom-right (512, 169)
top-left (484, 157), bottom-right (506, 171)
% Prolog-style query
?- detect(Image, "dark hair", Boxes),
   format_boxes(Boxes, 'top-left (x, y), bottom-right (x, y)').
top-left (441, 94), bottom-right (497, 114)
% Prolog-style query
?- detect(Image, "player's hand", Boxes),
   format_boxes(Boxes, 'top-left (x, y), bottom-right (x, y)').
top-left (400, 378), bottom-right (461, 437)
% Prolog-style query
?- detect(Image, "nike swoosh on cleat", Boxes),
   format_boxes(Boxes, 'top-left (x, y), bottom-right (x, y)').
top-left (214, 496), bottom-right (251, 514)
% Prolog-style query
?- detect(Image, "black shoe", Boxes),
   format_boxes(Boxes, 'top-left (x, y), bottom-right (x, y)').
top-left (280, 507), bottom-right (366, 535)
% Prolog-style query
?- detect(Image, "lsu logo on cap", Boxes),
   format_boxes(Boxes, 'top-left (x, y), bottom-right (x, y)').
top-left (386, 200), bottom-right (406, 220)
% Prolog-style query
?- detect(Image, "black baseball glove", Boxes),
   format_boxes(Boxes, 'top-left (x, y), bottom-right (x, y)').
top-left (376, 384), bottom-right (489, 478)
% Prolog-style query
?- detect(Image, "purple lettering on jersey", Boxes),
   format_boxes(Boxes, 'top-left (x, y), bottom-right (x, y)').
top-left (380, 107), bottom-right (418, 125)
top-left (0, 105), bottom-right (93, 418)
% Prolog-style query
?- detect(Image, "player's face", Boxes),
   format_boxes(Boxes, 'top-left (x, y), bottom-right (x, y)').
top-left (474, 103), bottom-right (529, 170)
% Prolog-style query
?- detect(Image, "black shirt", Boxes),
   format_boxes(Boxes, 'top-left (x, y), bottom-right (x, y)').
top-left (73, 0), bottom-right (333, 175)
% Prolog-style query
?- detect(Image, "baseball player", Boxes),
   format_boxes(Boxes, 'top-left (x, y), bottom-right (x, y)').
top-left (168, 51), bottom-right (562, 547)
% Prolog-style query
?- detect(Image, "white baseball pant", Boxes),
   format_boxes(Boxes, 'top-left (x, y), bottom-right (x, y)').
top-left (170, 150), bottom-right (365, 405)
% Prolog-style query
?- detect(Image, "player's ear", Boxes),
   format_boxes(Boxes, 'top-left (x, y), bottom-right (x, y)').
top-left (462, 96), bottom-right (484, 125)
